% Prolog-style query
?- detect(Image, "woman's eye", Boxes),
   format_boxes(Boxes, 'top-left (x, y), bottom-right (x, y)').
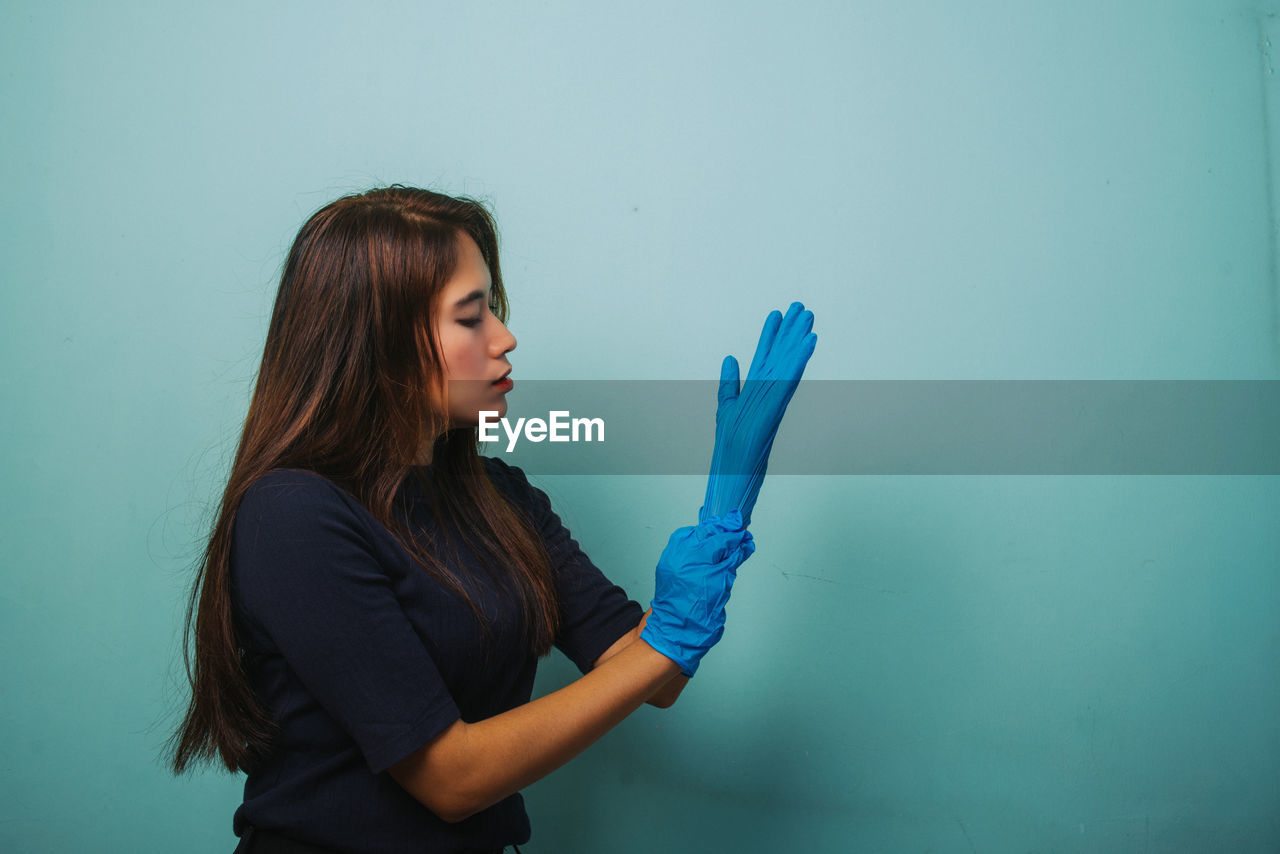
top-left (458, 317), bottom-right (483, 328)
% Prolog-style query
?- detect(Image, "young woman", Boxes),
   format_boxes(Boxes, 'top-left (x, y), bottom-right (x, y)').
top-left (170, 186), bottom-right (815, 853)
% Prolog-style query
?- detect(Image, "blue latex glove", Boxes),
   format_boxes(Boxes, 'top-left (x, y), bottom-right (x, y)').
top-left (700, 302), bottom-right (817, 527)
top-left (640, 511), bottom-right (756, 677)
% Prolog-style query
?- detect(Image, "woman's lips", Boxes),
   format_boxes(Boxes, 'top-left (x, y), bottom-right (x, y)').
top-left (492, 376), bottom-right (513, 392)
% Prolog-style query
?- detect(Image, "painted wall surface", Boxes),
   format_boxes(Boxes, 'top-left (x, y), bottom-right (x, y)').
top-left (2, 2), bottom-right (1277, 851)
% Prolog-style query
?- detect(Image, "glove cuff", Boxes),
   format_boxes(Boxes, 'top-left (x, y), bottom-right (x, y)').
top-left (640, 623), bottom-right (698, 677)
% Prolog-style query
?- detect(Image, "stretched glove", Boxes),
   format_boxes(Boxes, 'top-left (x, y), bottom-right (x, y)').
top-left (700, 302), bottom-right (817, 527)
top-left (640, 511), bottom-right (756, 677)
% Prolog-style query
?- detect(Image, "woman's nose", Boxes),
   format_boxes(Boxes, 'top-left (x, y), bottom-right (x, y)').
top-left (491, 320), bottom-right (516, 355)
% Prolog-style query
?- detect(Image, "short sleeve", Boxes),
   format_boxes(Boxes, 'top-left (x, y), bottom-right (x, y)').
top-left (483, 459), bottom-right (644, 672)
top-left (232, 471), bottom-right (461, 773)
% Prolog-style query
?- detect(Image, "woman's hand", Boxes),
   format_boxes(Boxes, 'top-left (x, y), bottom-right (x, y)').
top-left (701, 301), bottom-right (817, 527)
top-left (640, 511), bottom-right (756, 677)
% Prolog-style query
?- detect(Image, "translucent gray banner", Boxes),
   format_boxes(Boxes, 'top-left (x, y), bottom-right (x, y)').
top-left (468, 381), bottom-right (1280, 474)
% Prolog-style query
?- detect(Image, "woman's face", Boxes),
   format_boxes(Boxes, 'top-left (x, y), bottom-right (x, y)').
top-left (431, 232), bottom-right (517, 429)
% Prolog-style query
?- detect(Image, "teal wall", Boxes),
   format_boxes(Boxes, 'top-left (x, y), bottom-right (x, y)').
top-left (2, 1), bottom-right (1277, 851)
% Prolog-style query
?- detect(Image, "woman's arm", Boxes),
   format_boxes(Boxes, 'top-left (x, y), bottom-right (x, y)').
top-left (593, 609), bottom-right (689, 708)
top-left (390, 515), bottom-right (753, 823)
top-left (388, 637), bottom-right (680, 823)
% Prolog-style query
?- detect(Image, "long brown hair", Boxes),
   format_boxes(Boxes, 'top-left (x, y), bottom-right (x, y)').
top-left (170, 187), bottom-right (560, 773)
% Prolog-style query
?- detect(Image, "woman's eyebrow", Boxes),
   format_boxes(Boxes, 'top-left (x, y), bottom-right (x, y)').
top-left (452, 289), bottom-right (487, 309)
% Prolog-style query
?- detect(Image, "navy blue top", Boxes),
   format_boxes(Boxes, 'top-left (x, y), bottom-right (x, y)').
top-left (229, 457), bottom-right (643, 853)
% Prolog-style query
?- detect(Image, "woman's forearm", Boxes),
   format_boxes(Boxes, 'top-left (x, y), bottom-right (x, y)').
top-left (388, 638), bottom-right (680, 822)
top-left (391, 511), bottom-right (752, 822)
top-left (592, 609), bottom-right (690, 708)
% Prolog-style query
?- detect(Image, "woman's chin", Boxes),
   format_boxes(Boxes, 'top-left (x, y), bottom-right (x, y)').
top-left (452, 401), bottom-right (507, 429)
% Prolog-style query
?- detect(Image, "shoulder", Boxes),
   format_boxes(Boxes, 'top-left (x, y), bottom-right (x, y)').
top-left (241, 467), bottom-right (350, 508)
top-left (479, 456), bottom-right (539, 505)
top-left (231, 470), bottom-right (393, 603)
top-left (479, 455), bottom-right (523, 484)
top-left (480, 456), bottom-right (563, 533)
top-left (236, 469), bottom-right (367, 533)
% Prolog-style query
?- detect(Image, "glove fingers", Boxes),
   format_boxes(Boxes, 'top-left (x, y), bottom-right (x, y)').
top-left (684, 520), bottom-right (753, 570)
top-left (800, 330), bottom-right (817, 361)
top-left (778, 301), bottom-right (805, 340)
top-left (700, 508), bottom-right (746, 531)
top-left (778, 305), bottom-right (815, 373)
top-left (746, 310), bottom-right (782, 380)
top-left (692, 525), bottom-right (747, 557)
top-left (717, 355), bottom-right (740, 408)
top-left (790, 306), bottom-right (815, 343)
top-left (774, 331), bottom-right (816, 393)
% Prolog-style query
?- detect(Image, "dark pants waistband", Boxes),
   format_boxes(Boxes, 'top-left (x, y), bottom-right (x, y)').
top-left (236, 826), bottom-right (511, 854)
top-left (236, 829), bottom-right (336, 854)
